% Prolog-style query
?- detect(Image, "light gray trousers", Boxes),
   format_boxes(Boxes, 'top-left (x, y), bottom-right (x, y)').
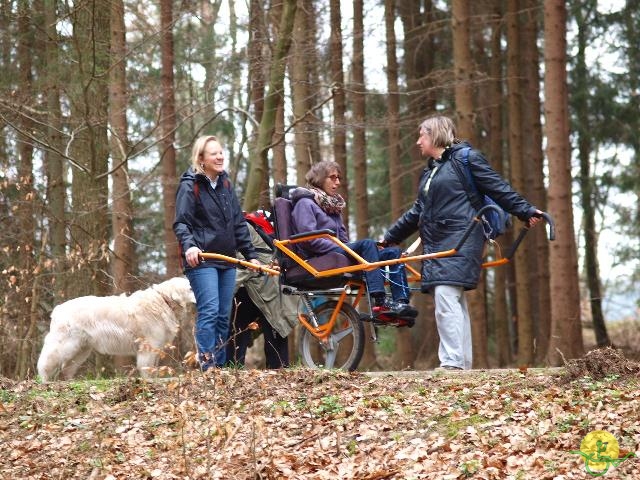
top-left (434, 285), bottom-right (473, 369)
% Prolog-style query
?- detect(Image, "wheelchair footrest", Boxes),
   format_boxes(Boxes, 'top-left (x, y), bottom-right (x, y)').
top-left (359, 313), bottom-right (415, 328)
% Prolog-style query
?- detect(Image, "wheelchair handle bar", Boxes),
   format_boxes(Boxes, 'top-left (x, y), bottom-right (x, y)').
top-left (454, 205), bottom-right (555, 254)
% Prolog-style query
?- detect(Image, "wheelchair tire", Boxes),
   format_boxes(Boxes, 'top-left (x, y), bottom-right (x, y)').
top-left (298, 300), bottom-right (365, 371)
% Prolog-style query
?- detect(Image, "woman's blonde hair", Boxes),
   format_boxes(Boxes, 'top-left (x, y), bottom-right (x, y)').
top-left (305, 160), bottom-right (341, 188)
top-left (190, 135), bottom-right (220, 174)
top-left (419, 115), bottom-right (457, 148)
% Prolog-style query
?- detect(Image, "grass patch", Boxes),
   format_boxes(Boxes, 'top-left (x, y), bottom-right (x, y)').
top-left (445, 414), bottom-right (491, 439)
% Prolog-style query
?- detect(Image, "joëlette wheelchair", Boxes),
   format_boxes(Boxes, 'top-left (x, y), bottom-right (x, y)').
top-left (201, 184), bottom-right (555, 371)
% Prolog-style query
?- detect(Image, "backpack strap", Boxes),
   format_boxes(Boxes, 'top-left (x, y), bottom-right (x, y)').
top-left (450, 147), bottom-right (483, 212)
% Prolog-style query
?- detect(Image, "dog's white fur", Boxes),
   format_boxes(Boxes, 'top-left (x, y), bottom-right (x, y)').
top-left (37, 277), bottom-right (196, 381)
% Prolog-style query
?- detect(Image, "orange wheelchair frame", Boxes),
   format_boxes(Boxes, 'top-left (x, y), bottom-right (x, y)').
top-left (200, 205), bottom-right (555, 371)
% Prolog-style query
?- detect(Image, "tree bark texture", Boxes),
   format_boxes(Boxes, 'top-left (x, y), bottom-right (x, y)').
top-left (573, 2), bottom-right (609, 347)
top-left (506, 0), bottom-right (535, 366)
top-left (519, 0), bottom-right (552, 363)
top-left (544, 0), bottom-right (584, 365)
top-left (43, 0), bottom-right (67, 302)
top-left (110, 0), bottom-right (137, 294)
top-left (329, 0), bottom-right (349, 228)
top-left (243, 0), bottom-right (297, 212)
top-left (160, 0), bottom-right (180, 276)
top-left (486, 0), bottom-right (512, 366)
top-left (452, 0), bottom-right (487, 368)
top-left (352, 0), bottom-right (369, 240)
top-left (384, 0), bottom-right (403, 222)
top-left (68, 0), bottom-right (111, 298)
top-left (15, 0), bottom-right (36, 378)
top-left (291, 0), bottom-right (316, 182)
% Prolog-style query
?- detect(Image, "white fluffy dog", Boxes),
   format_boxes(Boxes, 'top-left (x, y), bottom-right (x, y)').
top-left (37, 277), bottom-right (196, 381)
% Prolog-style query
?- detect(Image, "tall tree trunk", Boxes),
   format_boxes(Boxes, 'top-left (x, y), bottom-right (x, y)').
top-left (66, 0), bottom-right (111, 378)
top-left (329, 0), bottom-right (349, 227)
top-left (248, 0), bottom-right (266, 126)
top-left (352, 0), bottom-right (368, 239)
top-left (621, 0), bottom-right (640, 292)
top-left (486, 0), bottom-right (511, 366)
top-left (68, 0), bottom-right (111, 298)
top-left (399, 0), bottom-right (440, 368)
top-left (573, 1), bottom-right (609, 347)
top-left (624, 0), bottom-right (640, 239)
top-left (347, 0), bottom-right (376, 370)
top-left (272, 97), bottom-right (286, 190)
top-left (160, 0), bottom-right (180, 276)
top-left (399, 0), bottom-right (436, 125)
top-left (506, 0), bottom-right (534, 366)
top-left (243, 0), bottom-right (297, 211)
top-left (15, 0), bottom-right (36, 378)
top-left (385, 0), bottom-right (402, 222)
top-left (247, 0), bottom-right (267, 192)
top-left (270, 3), bottom-right (286, 195)
top-left (452, 0), bottom-right (474, 140)
top-left (519, 0), bottom-right (552, 363)
top-left (43, 0), bottom-right (67, 303)
top-left (201, 0), bottom-right (223, 109)
top-left (452, 0), bottom-right (487, 369)
top-left (303, 0), bottom-right (322, 169)
top-left (291, 0), bottom-right (315, 179)
top-left (544, 1), bottom-right (584, 365)
top-left (386, 0), bottom-right (414, 369)
top-left (110, 0), bottom-right (137, 293)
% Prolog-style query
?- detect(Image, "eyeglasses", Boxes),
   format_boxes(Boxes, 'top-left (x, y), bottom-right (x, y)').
top-left (327, 174), bottom-right (341, 181)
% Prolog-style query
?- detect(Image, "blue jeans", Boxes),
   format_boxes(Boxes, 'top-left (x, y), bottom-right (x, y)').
top-left (332, 240), bottom-right (410, 301)
top-left (379, 246), bottom-right (411, 302)
top-left (186, 266), bottom-right (237, 370)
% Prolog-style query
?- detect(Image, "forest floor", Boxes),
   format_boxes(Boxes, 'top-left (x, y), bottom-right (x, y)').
top-left (1, 347), bottom-right (640, 479)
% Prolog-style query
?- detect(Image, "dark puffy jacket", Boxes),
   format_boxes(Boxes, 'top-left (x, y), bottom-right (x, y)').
top-left (173, 167), bottom-right (256, 270)
top-left (384, 141), bottom-right (537, 292)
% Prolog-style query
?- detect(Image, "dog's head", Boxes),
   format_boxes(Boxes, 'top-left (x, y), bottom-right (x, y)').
top-left (153, 277), bottom-right (196, 308)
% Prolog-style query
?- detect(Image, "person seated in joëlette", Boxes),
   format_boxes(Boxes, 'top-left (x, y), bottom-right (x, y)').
top-left (290, 160), bottom-right (418, 323)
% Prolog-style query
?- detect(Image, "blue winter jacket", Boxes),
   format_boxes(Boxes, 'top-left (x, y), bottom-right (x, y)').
top-left (384, 141), bottom-right (537, 292)
top-left (173, 167), bottom-right (256, 270)
top-left (290, 187), bottom-right (348, 256)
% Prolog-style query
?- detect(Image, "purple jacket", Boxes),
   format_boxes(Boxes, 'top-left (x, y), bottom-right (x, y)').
top-left (290, 188), bottom-right (348, 256)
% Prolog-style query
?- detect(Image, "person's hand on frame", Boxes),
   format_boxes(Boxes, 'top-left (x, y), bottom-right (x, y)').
top-left (185, 246), bottom-right (202, 267)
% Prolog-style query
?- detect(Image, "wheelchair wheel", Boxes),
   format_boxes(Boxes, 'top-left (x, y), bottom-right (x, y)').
top-left (298, 300), bottom-right (365, 371)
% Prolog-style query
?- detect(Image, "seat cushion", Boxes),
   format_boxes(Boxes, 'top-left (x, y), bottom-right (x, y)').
top-left (284, 252), bottom-right (354, 289)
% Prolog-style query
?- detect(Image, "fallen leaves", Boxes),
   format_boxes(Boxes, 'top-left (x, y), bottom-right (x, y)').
top-left (0, 367), bottom-right (639, 479)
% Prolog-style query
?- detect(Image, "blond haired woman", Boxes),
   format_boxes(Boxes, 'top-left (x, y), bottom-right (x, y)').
top-left (173, 135), bottom-right (260, 371)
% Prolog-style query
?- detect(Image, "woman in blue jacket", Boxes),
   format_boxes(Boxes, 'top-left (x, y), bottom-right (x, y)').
top-left (173, 135), bottom-right (260, 371)
top-left (383, 115), bottom-right (543, 370)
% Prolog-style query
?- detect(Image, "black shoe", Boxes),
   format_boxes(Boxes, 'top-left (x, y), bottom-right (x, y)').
top-left (391, 300), bottom-right (418, 318)
top-left (372, 299), bottom-right (418, 317)
top-left (372, 300), bottom-right (399, 318)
